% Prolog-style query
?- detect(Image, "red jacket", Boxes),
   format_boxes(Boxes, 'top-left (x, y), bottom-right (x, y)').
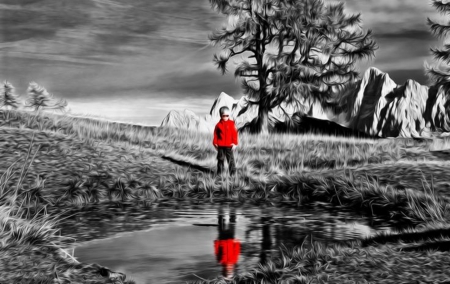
top-left (213, 119), bottom-right (238, 147)
top-left (214, 239), bottom-right (241, 265)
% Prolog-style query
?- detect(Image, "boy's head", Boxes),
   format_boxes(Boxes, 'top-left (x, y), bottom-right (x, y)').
top-left (219, 106), bottom-right (230, 121)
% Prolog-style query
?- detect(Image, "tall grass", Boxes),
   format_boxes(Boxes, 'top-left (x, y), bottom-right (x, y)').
top-left (157, 165), bottom-right (450, 231)
top-left (160, 129), bottom-right (407, 178)
top-left (0, 109), bottom-right (435, 176)
top-left (0, 109), bottom-right (158, 147)
top-left (0, 143), bottom-right (137, 283)
top-left (0, 152), bottom-right (74, 281)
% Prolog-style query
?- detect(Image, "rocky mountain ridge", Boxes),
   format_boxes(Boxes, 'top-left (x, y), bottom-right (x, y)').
top-left (161, 67), bottom-right (450, 138)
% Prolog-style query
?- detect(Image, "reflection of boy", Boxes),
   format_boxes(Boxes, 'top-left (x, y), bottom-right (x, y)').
top-left (213, 106), bottom-right (238, 176)
top-left (214, 239), bottom-right (241, 279)
top-left (214, 213), bottom-right (241, 279)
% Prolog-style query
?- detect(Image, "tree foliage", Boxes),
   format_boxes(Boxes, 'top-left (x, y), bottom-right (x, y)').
top-left (0, 81), bottom-right (20, 110)
top-left (209, 0), bottom-right (377, 133)
top-left (25, 82), bottom-right (68, 112)
top-left (426, 0), bottom-right (450, 89)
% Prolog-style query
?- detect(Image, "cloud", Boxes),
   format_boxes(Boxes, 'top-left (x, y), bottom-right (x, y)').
top-left (0, 0), bottom-right (220, 54)
top-left (374, 29), bottom-right (433, 40)
top-left (0, 0), bottom-right (94, 42)
top-left (3, 51), bottom-right (115, 66)
top-left (152, 68), bottom-right (242, 99)
top-left (337, 0), bottom-right (438, 26)
top-left (0, 0), bottom-right (45, 5)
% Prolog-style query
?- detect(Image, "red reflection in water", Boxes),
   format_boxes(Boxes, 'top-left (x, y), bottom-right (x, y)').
top-left (214, 210), bottom-right (241, 279)
top-left (214, 239), bottom-right (241, 278)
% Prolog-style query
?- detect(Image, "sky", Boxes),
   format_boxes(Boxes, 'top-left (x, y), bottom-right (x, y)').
top-left (0, 0), bottom-right (446, 126)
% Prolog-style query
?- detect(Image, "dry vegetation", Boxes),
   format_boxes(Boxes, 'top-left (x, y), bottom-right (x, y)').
top-left (1, 109), bottom-right (450, 283)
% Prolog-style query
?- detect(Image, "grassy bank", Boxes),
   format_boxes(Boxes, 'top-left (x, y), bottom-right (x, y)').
top-left (0, 156), bottom-right (135, 283)
top-left (191, 236), bottom-right (450, 284)
top-left (1, 109), bottom-right (450, 282)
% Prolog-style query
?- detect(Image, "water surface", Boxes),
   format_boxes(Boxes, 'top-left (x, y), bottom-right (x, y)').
top-left (70, 201), bottom-right (394, 284)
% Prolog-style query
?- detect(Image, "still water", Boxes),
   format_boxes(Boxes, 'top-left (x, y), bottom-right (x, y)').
top-left (70, 201), bottom-right (393, 284)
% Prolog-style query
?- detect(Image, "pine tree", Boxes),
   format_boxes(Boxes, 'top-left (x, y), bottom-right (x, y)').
top-left (0, 81), bottom-right (20, 110)
top-left (209, 0), bottom-right (376, 134)
top-left (25, 82), bottom-right (68, 112)
top-left (270, 1), bottom-right (376, 110)
top-left (426, 0), bottom-right (450, 90)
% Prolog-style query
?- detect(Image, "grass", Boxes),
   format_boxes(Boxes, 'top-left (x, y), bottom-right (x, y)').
top-left (190, 236), bottom-right (450, 284)
top-left (0, 109), bottom-right (429, 173)
top-left (1, 109), bottom-right (450, 282)
top-left (0, 152), bottom-right (136, 283)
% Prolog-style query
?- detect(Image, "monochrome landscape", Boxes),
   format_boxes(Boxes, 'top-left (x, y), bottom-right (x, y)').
top-left (1, 0), bottom-right (450, 283)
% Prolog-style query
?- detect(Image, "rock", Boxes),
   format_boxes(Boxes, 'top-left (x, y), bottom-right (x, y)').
top-left (346, 68), bottom-right (450, 138)
top-left (429, 85), bottom-right (450, 132)
top-left (350, 67), bottom-right (398, 134)
top-left (374, 79), bottom-right (429, 137)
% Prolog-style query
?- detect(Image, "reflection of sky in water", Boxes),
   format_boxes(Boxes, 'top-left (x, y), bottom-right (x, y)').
top-left (72, 202), bottom-right (393, 284)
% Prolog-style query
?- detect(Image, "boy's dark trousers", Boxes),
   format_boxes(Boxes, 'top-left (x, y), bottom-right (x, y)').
top-left (217, 146), bottom-right (236, 176)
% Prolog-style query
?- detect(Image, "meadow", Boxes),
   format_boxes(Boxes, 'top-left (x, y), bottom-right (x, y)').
top-left (1, 109), bottom-right (450, 283)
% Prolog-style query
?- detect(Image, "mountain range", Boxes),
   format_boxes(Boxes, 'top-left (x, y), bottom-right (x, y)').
top-left (160, 67), bottom-right (450, 138)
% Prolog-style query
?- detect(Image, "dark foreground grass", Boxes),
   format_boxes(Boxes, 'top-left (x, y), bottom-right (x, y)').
top-left (0, 160), bottom-right (136, 283)
top-left (2, 109), bottom-right (450, 283)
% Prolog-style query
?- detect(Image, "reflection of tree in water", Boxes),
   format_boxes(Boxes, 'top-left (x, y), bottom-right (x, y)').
top-left (243, 210), bottom-right (276, 265)
top-left (242, 207), bottom-right (372, 265)
top-left (259, 216), bottom-right (272, 265)
top-left (244, 216), bottom-right (310, 264)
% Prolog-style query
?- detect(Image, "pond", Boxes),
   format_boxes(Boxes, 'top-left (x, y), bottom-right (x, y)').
top-left (67, 201), bottom-right (396, 284)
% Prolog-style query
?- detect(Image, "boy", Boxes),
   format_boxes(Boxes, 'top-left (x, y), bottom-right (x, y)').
top-left (213, 106), bottom-right (238, 176)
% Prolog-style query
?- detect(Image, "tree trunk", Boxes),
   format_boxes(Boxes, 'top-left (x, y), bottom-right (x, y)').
top-left (254, 10), bottom-right (270, 135)
top-left (256, 52), bottom-right (270, 134)
top-left (259, 216), bottom-right (272, 265)
top-left (257, 103), bottom-right (270, 135)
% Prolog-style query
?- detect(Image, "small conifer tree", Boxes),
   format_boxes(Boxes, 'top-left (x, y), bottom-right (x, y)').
top-left (25, 82), bottom-right (67, 112)
top-left (0, 81), bottom-right (20, 110)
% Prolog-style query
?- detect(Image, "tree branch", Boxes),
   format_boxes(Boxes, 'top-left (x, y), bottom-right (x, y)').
top-left (428, 17), bottom-right (450, 38)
